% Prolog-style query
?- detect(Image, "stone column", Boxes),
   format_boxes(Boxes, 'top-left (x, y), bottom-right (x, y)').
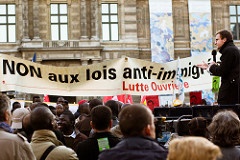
top-left (22, 0), bottom-right (30, 41)
top-left (90, 0), bottom-right (98, 40)
top-left (80, 0), bottom-right (88, 39)
top-left (33, 0), bottom-right (41, 40)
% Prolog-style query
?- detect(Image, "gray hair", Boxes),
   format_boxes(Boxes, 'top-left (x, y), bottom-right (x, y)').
top-left (0, 94), bottom-right (11, 121)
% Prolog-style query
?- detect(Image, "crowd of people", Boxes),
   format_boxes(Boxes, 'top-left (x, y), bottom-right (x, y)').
top-left (1, 93), bottom-right (240, 160)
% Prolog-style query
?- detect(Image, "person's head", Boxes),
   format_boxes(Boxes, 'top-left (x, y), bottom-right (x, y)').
top-left (78, 99), bottom-right (88, 106)
top-left (89, 98), bottom-right (102, 110)
top-left (32, 95), bottom-right (41, 103)
top-left (11, 108), bottom-right (30, 130)
top-left (119, 104), bottom-right (155, 138)
top-left (11, 101), bottom-right (21, 114)
top-left (62, 100), bottom-right (69, 110)
top-left (90, 105), bottom-right (112, 132)
top-left (79, 102), bottom-right (90, 115)
top-left (121, 103), bottom-right (131, 108)
top-left (29, 102), bottom-right (38, 111)
top-left (0, 94), bottom-right (11, 125)
top-left (30, 102), bottom-right (48, 111)
top-left (201, 99), bottom-right (207, 105)
top-left (30, 106), bottom-right (55, 131)
top-left (167, 136), bottom-right (222, 160)
top-left (215, 29), bottom-right (233, 50)
top-left (22, 113), bottom-right (34, 136)
top-left (105, 100), bottom-right (119, 117)
top-left (207, 110), bottom-right (240, 147)
top-left (57, 110), bottom-right (75, 134)
top-left (56, 104), bottom-right (64, 117)
top-left (147, 100), bottom-right (155, 109)
top-left (57, 97), bottom-right (65, 104)
top-left (49, 105), bottom-right (56, 115)
top-left (188, 117), bottom-right (208, 137)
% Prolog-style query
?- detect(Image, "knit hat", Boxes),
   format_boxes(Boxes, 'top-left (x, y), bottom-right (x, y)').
top-left (78, 99), bottom-right (88, 105)
top-left (11, 108), bottom-right (30, 129)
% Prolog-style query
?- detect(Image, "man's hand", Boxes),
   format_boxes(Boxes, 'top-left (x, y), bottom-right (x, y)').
top-left (196, 61), bottom-right (209, 70)
top-left (196, 61), bottom-right (216, 70)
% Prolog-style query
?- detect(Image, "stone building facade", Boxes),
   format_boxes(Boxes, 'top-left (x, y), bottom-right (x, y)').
top-left (1, 0), bottom-right (240, 65)
top-left (0, 0), bottom-right (240, 102)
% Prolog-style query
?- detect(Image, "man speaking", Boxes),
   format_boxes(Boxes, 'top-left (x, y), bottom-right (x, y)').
top-left (197, 29), bottom-right (240, 105)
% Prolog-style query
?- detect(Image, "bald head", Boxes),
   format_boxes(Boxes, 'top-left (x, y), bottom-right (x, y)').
top-left (119, 104), bottom-right (155, 138)
top-left (31, 106), bottom-right (54, 131)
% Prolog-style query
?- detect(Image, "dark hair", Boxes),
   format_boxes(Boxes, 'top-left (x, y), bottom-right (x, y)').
top-left (208, 110), bottom-right (240, 147)
top-left (216, 29), bottom-right (233, 41)
top-left (188, 117), bottom-right (208, 137)
top-left (34, 102), bottom-right (49, 108)
top-left (63, 100), bottom-right (69, 105)
top-left (89, 98), bottom-right (102, 110)
top-left (79, 103), bottom-right (90, 115)
top-left (30, 106), bottom-right (54, 130)
top-left (105, 100), bottom-right (119, 117)
top-left (32, 95), bottom-right (41, 103)
top-left (91, 105), bottom-right (112, 130)
top-left (11, 101), bottom-right (21, 113)
top-left (22, 114), bottom-right (33, 142)
top-left (57, 97), bottom-right (65, 103)
top-left (119, 104), bottom-right (152, 137)
top-left (48, 105), bottom-right (56, 115)
top-left (0, 94), bottom-right (10, 121)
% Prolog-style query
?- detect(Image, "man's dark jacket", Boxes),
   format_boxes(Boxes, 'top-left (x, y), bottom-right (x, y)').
top-left (210, 40), bottom-right (240, 105)
top-left (76, 132), bottom-right (120, 160)
top-left (98, 136), bottom-right (168, 160)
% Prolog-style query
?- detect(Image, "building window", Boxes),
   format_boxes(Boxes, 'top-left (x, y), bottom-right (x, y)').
top-left (101, 3), bottom-right (119, 41)
top-left (230, 5), bottom-right (240, 40)
top-left (0, 4), bottom-right (16, 42)
top-left (50, 4), bottom-right (68, 40)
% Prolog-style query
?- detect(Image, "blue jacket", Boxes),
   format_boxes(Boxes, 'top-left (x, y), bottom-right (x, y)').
top-left (98, 136), bottom-right (168, 160)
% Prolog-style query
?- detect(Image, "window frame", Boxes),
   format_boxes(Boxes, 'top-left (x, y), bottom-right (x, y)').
top-left (0, 4), bottom-right (16, 43)
top-left (50, 3), bottom-right (68, 41)
top-left (101, 3), bottom-right (119, 41)
top-left (229, 5), bottom-right (240, 40)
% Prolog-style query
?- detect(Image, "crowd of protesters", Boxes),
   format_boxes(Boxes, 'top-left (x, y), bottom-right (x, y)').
top-left (1, 93), bottom-right (240, 160)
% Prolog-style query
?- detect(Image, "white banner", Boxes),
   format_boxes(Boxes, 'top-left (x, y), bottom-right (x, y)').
top-left (0, 54), bottom-right (215, 96)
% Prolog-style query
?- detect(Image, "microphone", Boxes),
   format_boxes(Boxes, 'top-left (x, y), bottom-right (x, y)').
top-left (212, 50), bottom-right (217, 62)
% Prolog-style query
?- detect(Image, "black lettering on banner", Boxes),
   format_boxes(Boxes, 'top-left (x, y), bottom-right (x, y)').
top-left (86, 67), bottom-right (117, 81)
top-left (123, 68), bottom-right (132, 79)
top-left (3, 60), bottom-right (15, 74)
top-left (49, 73), bottom-right (57, 82)
top-left (16, 63), bottom-right (28, 76)
top-left (122, 62), bottom-right (205, 81)
top-left (3, 59), bottom-right (42, 78)
top-left (70, 74), bottom-right (79, 83)
top-left (48, 73), bottom-right (80, 83)
top-left (59, 74), bottom-right (69, 83)
top-left (108, 68), bottom-right (116, 79)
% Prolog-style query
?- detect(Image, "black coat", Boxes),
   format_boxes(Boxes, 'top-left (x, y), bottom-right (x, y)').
top-left (98, 136), bottom-right (168, 160)
top-left (76, 132), bottom-right (120, 160)
top-left (210, 40), bottom-right (240, 105)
